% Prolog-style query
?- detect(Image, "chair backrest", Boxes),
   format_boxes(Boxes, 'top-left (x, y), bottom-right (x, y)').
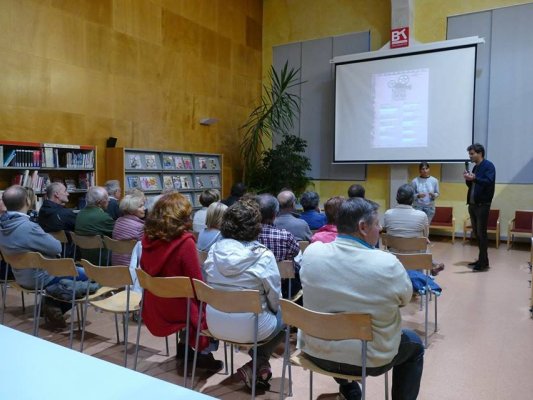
top-left (136, 269), bottom-right (195, 299)
top-left (298, 241), bottom-right (310, 253)
top-left (392, 252), bottom-right (433, 271)
top-left (277, 260), bottom-right (295, 279)
top-left (487, 209), bottom-right (500, 229)
top-left (48, 230), bottom-right (68, 244)
top-left (36, 253), bottom-right (78, 278)
top-left (432, 207), bottom-right (453, 224)
top-left (79, 259), bottom-right (133, 287)
top-left (382, 234), bottom-right (427, 252)
top-left (192, 279), bottom-right (262, 314)
top-left (514, 210), bottom-right (533, 231)
top-left (103, 236), bottom-right (137, 255)
top-left (2, 251), bottom-right (41, 270)
top-left (70, 232), bottom-right (103, 249)
top-left (280, 299), bottom-right (372, 341)
top-left (197, 250), bottom-right (208, 265)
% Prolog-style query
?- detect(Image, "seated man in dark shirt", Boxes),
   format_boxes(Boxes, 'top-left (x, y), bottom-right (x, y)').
top-left (299, 191), bottom-right (326, 230)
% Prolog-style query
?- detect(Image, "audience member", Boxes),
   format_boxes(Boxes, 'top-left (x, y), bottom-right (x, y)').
top-left (256, 194), bottom-right (301, 299)
top-left (221, 182), bottom-right (246, 207)
top-left (204, 199), bottom-right (283, 391)
top-left (300, 198), bottom-right (424, 400)
top-left (347, 184), bottom-right (366, 199)
top-left (38, 182), bottom-right (77, 233)
top-left (384, 184), bottom-right (444, 276)
top-left (141, 192), bottom-right (222, 371)
top-left (197, 202), bottom-right (227, 252)
top-left (193, 189), bottom-right (220, 233)
top-left (412, 161), bottom-right (440, 225)
top-left (299, 191), bottom-right (326, 230)
top-left (75, 186), bottom-right (115, 265)
top-left (311, 196), bottom-right (345, 243)
top-left (104, 180), bottom-right (122, 220)
top-left (0, 185), bottom-right (78, 328)
top-left (274, 190), bottom-right (311, 241)
top-left (111, 194), bottom-right (146, 266)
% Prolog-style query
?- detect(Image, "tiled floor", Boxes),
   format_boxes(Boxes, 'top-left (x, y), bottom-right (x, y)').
top-left (2, 237), bottom-right (533, 399)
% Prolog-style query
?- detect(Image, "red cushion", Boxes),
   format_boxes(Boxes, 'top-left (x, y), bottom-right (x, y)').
top-left (514, 211), bottom-right (533, 231)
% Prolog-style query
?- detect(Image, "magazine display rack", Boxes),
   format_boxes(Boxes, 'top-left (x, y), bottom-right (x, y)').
top-left (0, 140), bottom-right (96, 209)
top-left (106, 148), bottom-right (222, 209)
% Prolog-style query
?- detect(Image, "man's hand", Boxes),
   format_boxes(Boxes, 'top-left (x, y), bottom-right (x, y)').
top-left (417, 193), bottom-right (426, 198)
top-left (464, 171), bottom-right (475, 181)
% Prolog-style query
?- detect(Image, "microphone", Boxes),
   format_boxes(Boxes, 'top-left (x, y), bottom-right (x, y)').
top-left (464, 160), bottom-right (470, 173)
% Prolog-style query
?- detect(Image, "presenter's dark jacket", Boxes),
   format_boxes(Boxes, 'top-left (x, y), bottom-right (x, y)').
top-left (466, 159), bottom-right (496, 204)
top-left (106, 197), bottom-right (121, 220)
top-left (38, 199), bottom-right (77, 233)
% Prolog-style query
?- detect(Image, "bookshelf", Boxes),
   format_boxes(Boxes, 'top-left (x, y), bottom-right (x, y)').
top-left (0, 140), bottom-right (97, 209)
top-left (106, 148), bottom-right (222, 209)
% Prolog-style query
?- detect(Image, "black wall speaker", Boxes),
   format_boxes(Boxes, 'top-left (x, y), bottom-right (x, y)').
top-left (106, 137), bottom-right (118, 148)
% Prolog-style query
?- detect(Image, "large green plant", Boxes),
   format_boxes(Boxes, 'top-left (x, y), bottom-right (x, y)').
top-left (240, 62), bottom-right (302, 183)
top-left (250, 134), bottom-right (311, 197)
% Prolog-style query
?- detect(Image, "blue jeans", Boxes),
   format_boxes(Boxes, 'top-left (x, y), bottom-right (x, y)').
top-left (413, 205), bottom-right (435, 226)
top-left (47, 266), bottom-right (89, 286)
top-left (307, 329), bottom-right (424, 400)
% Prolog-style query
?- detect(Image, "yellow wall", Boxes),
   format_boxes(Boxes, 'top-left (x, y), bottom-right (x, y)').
top-left (263, 0), bottom-right (533, 232)
top-left (0, 0), bottom-right (263, 195)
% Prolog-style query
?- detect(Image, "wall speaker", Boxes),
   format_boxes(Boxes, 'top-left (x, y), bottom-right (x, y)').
top-left (106, 137), bottom-right (118, 148)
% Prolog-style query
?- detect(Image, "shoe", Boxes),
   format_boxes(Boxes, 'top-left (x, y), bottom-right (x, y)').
top-left (467, 260), bottom-right (479, 267)
top-left (472, 264), bottom-right (490, 272)
top-left (430, 263), bottom-right (445, 276)
top-left (256, 362), bottom-right (272, 390)
top-left (338, 382), bottom-right (362, 400)
top-left (43, 304), bottom-right (67, 329)
top-left (237, 361), bottom-right (254, 390)
top-left (195, 352), bottom-right (224, 372)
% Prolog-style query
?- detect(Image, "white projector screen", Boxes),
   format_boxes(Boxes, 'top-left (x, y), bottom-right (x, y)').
top-left (334, 44), bottom-right (477, 163)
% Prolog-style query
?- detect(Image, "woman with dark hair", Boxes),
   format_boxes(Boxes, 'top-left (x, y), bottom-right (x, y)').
top-left (141, 192), bottom-right (222, 371)
top-left (203, 199), bottom-right (283, 391)
top-left (411, 161), bottom-right (440, 225)
top-left (311, 196), bottom-right (346, 243)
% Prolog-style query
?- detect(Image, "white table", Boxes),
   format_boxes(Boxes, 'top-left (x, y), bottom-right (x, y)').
top-left (0, 325), bottom-right (216, 399)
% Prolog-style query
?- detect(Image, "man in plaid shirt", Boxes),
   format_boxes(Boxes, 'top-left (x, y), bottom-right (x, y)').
top-left (256, 194), bottom-right (301, 299)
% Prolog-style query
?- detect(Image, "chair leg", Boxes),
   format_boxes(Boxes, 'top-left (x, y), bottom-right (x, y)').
top-left (165, 336), bottom-right (170, 356)
top-left (133, 298), bottom-right (144, 371)
top-left (21, 291), bottom-right (25, 312)
top-left (223, 342), bottom-right (228, 375)
top-left (230, 343), bottom-right (234, 376)
top-left (385, 371), bottom-right (389, 400)
top-left (309, 371), bottom-right (313, 400)
top-left (434, 293), bottom-right (438, 332)
top-left (424, 291), bottom-right (429, 349)
top-left (114, 314), bottom-right (120, 344)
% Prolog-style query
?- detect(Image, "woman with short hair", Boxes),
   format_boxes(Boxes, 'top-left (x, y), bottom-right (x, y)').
top-left (197, 202), bottom-right (227, 252)
top-left (111, 194), bottom-right (146, 265)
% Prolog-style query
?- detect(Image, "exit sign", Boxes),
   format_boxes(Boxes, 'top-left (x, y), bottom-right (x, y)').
top-left (391, 27), bottom-right (409, 48)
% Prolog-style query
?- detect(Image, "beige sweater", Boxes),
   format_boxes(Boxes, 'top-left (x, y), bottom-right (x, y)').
top-left (298, 236), bottom-right (412, 368)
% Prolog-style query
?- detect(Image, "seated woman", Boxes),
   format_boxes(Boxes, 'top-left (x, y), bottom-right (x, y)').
top-left (197, 202), bottom-right (227, 252)
top-left (111, 193), bottom-right (146, 266)
top-left (311, 196), bottom-right (345, 243)
top-left (140, 192), bottom-right (222, 371)
top-left (203, 199), bottom-right (283, 390)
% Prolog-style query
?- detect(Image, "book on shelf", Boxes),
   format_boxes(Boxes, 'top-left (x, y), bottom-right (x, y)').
top-left (179, 175), bottom-right (191, 189)
top-left (162, 175), bottom-right (174, 190)
top-left (127, 154), bottom-right (142, 169)
top-left (127, 176), bottom-right (140, 189)
top-left (172, 176), bottom-right (181, 189)
top-left (182, 193), bottom-right (193, 204)
top-left (78, 172), bottom-right (94, 190)
top-left (144, 154), bottom-right (158, 169)
top-left (140, 176), bottom-right (159, 190)
top-left (208, 158), bottom-right (218, 170)
top-left (195, 176), bottom-right (204, 188)
top-left (174, 156), bottom-right (184, 169)
top-left (65, 179), bottom-right (77, 192)
top-left (195, 192), bottom-right (201, 205)
top-left (4, 149), bottom-right (16, 167)
top-left (209, 175), bottom-right (220, 188)
top-left (0, 145), bottom-right (3, 166)
top-left (198, 157), bottom-right (208, 169)
top-left (183, 156), bottom-right (193, 170)
top-left (162, 156), bottom-right (174, 169)
top-left (43, 147), bottom-right (55, 167)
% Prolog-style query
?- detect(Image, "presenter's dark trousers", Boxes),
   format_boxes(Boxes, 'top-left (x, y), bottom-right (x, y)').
top-left (468, 203), bottom-right (491, 266)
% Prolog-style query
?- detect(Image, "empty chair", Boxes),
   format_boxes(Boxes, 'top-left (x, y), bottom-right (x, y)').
top-left (134, 269), bottom-right (195, 386)
top-left (279, 299), bottom-right (387, 400)
top-left (429, 206), bottom-right (455, 243)
top-left (277, 260), bottom-right (302, 302)
top-left (507, 210), bottom-right (533, 250)
top-left (463, 209), bottom-right (501, 248)
top-left (78, 259), bottom-right (141, 366)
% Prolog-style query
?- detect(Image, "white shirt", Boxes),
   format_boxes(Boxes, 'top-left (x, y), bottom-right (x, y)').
top-left (384, 205), bottom-right (429, 238)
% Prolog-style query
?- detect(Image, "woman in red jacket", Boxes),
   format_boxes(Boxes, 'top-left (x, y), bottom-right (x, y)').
top-left (141, 192), bottom-right (222, 372)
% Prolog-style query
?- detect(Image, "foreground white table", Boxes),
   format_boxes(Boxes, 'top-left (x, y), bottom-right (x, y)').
top-left (0, 325), bottom-right (216, 399)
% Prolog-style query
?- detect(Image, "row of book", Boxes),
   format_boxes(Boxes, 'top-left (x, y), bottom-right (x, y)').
top-left (127, 174), bottom-right (220, 191)
top-left (11, 170), bottom-right (95, 193)
top-left (1, 146), bottom-right (94, 168)
top-left (127, 153), bottom-right (219, 171)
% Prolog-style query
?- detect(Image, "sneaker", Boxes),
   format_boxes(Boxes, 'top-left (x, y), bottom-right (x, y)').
top-left (430, 263), bottom-right (445, 276)
top-left (195, 352), bottom-right (224, 372)
top-left (237, 361), bottom-right (254, 390)
top-left (43, 304), bottom-right (67, 329)
top-left (256, 362), bottom-right (272, 390)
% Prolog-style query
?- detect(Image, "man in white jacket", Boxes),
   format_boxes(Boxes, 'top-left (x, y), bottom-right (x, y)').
top-left (299, 197), bottom-right (424, 400)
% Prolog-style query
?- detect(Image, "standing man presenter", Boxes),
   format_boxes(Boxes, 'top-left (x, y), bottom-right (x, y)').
top-left (464, 143), bottom-right (495, 272)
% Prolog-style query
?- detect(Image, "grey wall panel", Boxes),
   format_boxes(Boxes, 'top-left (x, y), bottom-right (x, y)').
top-left (273, 31), bottom-right (370, 181)
top-left (444, 11), bottom-right (492, 182)
top-left (273, 42), bottom-right (302, 146)
top-left (488, 3), bottom-right (533, 183)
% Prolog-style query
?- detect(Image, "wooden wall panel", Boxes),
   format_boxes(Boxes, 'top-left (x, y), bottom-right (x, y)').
top-left (0, 0), bottom-right (263, 194)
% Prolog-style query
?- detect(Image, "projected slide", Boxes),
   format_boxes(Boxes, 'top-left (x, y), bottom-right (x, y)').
top-left (372, 69), bottom-right (429, 148)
